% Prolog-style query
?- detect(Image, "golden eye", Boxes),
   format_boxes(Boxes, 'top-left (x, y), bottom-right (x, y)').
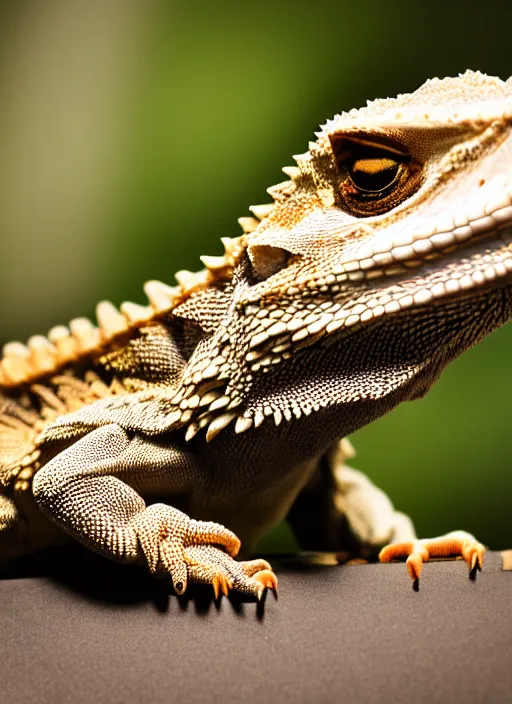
top-left (349, 157), bottom-right (401, 193)
top-left (329, 134), bottom-right (423, 217)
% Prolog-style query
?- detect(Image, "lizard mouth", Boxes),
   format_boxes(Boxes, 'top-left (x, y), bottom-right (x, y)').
top-left (350, 224), bottom-right (512, 316)
top-left (304, 177), bottom-right (512, 328)
top-left (294, 224), bottom-right (512, 343)
top-left (241, 174), bottom-right (512, 369)
top-left (331, 175), bottom-right (512, 280)
top-left (242, 225), bottom-right (512, 372)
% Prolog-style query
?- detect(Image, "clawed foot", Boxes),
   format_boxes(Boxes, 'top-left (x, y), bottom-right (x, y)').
top-left (378, 530), bottom-right (485, 581)
top-left (131, 503), bottom-right (277, 600)
top-left (185, 546), bottom-right (278, 601)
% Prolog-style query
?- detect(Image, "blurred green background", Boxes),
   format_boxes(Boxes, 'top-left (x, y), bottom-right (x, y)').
top-left (0, 1), bottom-right (511, 550)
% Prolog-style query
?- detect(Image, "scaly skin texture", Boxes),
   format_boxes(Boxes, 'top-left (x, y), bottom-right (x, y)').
top-left (0, 71), bottom-right (508, 597)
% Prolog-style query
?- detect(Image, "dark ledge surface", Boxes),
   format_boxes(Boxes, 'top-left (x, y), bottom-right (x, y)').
top-left (1, 549), bottom-right (511, 704)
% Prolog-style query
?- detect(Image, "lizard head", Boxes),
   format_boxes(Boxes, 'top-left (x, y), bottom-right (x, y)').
top-left (244, 70), bottom-right (512, 319)
top-left (174, 72), bottom-right (512, 441)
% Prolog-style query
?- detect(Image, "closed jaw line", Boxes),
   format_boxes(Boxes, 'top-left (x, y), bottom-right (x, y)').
top-left (243, 226), bottom-right (512, 366)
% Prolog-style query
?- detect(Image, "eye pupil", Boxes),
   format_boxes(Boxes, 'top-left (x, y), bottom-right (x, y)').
top-left (350, 157), bottom-right (400, 193)
top-left (329, 133), bottom-right (422, 216)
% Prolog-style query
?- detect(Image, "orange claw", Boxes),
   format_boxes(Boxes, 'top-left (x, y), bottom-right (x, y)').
top-left (212, 573), bottom-right (232, 599)
top-left (379, 532), bottom-right (486, 582)
top-left (253, 569), bottom-right (278, 600)
top-left (406, 546), bottom-right (430, 580)
top-left (461, 539), bottom-right (485, 572)
top-left (379, 542), bottom-right (429, 581)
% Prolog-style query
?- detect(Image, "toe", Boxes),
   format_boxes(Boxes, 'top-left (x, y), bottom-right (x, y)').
top-left (379, 541), bottom-right (430, 581)
top-left (187, 520), bottom-right (241, 557)
top-left (462, 540), bottom-right (485, 572)
top-left (212, 572), bottom-right (232, 599)
top-left (379, 531), bottom-right (486, 582)
top-left (253, 569), bottom-right (278, 591)
top-left (406, 552), bottom-right (424, 580)
top-left (378, 541), bottom-right (415, 563)
top-left (252, 569), bottom-right (278, 599)
top-left (241, 558), bottom-right (273, 577)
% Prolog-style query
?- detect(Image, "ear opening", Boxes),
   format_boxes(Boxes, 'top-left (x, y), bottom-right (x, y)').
top-left (247, 244), bottom-right (293, 280)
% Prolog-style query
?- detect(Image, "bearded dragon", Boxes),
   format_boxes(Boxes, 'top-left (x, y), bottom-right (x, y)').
top-left (1, 71), bottom-right (509, 598)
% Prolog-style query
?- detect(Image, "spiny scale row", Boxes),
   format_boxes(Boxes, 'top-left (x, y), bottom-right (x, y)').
top-left (0, 161), bottom-right (295, 389)
top-left (195, 394), bottom-right (327, 443)
top-left (0, 282), bottom-right (177, 388)
top-left (167, 353), bottom-right (241, 443)
top-left (0, 233), bottom-right (252, 389)
top-left (237, 165), bottom-right (299, 234)
top-left (319, 73), bottom-right (512, 135)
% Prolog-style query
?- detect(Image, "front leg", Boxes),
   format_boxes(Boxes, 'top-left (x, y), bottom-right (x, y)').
top-left (32, 424), bottom-right (276, 599)
top-left (288, 438), bottom-right (485, 580)
top-left (288, 439), bottom-right (415, 557)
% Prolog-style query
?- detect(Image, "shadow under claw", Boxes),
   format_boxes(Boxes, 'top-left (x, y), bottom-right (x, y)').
top-left (0, 545), bottom-right (172, 611)
top-left (0, 545), bottom-right (279, 618)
